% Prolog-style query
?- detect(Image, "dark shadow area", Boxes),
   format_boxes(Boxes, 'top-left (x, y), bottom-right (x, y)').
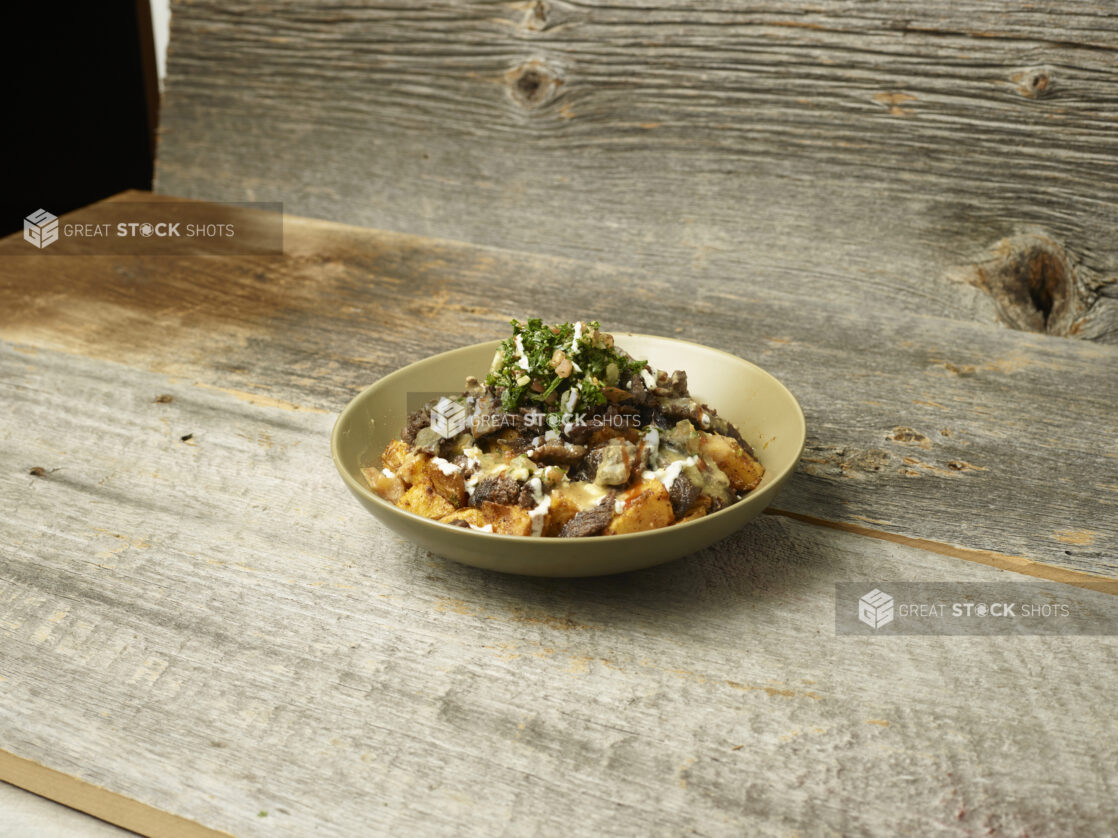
top-left (421, 514), bottom-right (835, 638)
top-left (3, 1), bottom-right (156, 237)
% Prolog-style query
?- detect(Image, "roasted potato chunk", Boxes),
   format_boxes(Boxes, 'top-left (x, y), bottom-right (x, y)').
top-left (605, 479), bottom-right (674, 535)
top-left (700, 433), bottom-right (764, 492)
top-left (362, 466), bottom-right (406, 504)
top-left (440, 507), bottom-right (487, 528)
top-left (542, 492), bottom-right (582, 537)
top-left (398, 450), bottom-right (431, 486)
top-left (381, 439), bottom-right (410, 472)
top-left (480, 501), bottom-right (533, 536)
top-left (424, 459), bottom-right (467, 506)
top-left (397, 482), bottom-right (455, 520)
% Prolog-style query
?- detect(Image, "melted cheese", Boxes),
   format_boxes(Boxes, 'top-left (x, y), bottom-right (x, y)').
top-left (553, 481), bottom-right (609, 512)
top-left (464, 449), bottom-right (508, 497)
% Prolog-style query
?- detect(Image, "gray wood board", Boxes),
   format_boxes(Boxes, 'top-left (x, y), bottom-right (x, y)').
top-left (2, 200), bottom-right (1115, 580)
top-left (2, 343), bottom-right (1116, 837)
top-left (155, 1), bottom-right (1118, 340)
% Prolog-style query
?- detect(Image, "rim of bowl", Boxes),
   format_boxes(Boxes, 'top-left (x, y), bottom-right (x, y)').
top-left (331, 333), bottom-right (806, 544)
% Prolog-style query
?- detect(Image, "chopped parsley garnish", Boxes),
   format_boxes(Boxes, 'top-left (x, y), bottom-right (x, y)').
top-left (485, 319), bottom-right (646, 414)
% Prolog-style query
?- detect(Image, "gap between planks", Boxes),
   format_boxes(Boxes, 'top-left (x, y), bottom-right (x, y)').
top-left (0, 749), bottom-right (229, 838)
top-left (764, 509), bottom-right (1118, 597)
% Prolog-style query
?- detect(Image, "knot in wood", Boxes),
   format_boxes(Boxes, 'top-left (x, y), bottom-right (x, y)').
top-left (522, 0), bottom-right (549, 31)
top-left (507, 61), bottom-right (561, 109)
top-left (967, 234), bottom-right (1082, 336)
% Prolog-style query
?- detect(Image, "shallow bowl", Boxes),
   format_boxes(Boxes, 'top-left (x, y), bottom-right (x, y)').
top-left (332, 334), bottom-right (805, 576)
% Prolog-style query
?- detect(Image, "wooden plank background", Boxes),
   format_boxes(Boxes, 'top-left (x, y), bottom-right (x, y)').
top-left (155, 1), bottom-right (1118, 341)
top-left (3, 340), bottom-right (1117, 836)
top-left (2, 194), bottom-right (1115, 585)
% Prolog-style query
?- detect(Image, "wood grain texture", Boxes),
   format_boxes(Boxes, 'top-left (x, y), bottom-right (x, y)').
top-left (155, 0), bottom-right (1118, 340)
top-left (1, 194), bottom-right (1115, 581)
top-left (2, 343), bottom-right (1117, 837)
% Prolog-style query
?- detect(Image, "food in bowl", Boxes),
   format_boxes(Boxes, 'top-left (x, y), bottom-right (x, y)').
top-left (362, 319), bottom-right (765, 537)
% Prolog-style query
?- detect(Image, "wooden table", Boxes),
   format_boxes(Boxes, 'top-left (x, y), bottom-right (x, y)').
top-left (1, 193), bottom-right (1116, 836)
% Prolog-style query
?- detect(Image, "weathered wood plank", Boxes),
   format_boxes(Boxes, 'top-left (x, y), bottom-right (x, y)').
top-left (2, 343), bottom-right (1117, 836)
top-left (1, 195), bottom-right (1114, 580)
top-left (155, 0), bottom-right (1118, 340)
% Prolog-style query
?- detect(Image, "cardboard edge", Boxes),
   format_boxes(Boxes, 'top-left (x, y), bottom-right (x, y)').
top-left (0, 749), bottom-right (230, 838)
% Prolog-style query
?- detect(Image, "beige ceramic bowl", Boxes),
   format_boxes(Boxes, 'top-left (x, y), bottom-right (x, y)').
top-left (332, 334), bottom-right (805, 576)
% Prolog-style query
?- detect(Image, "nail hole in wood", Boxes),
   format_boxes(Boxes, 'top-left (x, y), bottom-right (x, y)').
top-left (1012, 67), bottom-right (1053, 99)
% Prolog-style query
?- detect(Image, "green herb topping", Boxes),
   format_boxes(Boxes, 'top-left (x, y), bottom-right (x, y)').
top-left (485, 319), bottom-right (647, 414)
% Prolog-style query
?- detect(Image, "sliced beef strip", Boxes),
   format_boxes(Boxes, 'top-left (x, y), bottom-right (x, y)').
top-left (463, 376), bottom-right (486, 399)
top-left (656, 396), bottom-right (754, 455)
top-left (651, 370), bottom-right (688, 399)
top-left (669, 476), bottom-right (701, 519)
top-left (439, 436), bottom-right (467, 459)
top-left (528, 440), bottom-right (587, 466)
top-left (639, 403), bottom-right (670, 430)
top-left (517, 483), bottom-right (538, 509)
top-left (602, 403), bottom-right (642, 432)
top-left (660, 396), bottom-right (699, 422)
top-left (574, 445), bottom-right (604, 483)
top-left (401, 407), bottom-right (431, 444)
top-left (669, 369), bottom-right (688, 395)
top-left (627, 372), bottom-right (648, 405)
top-left (494, 432), bottom-right (531, 455)
top-left (469, 474), bottom-right (521, 507)
top-left (470, 390), bottom-right (503, 438)
top-left (564, 404), bottom-right (641, 445)
top-left (563, 422), bottom-right (594, 445)
top-left (558, 494), bottom-right (616, 538)
top-left (519, 406), bottom-right (549, 426)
